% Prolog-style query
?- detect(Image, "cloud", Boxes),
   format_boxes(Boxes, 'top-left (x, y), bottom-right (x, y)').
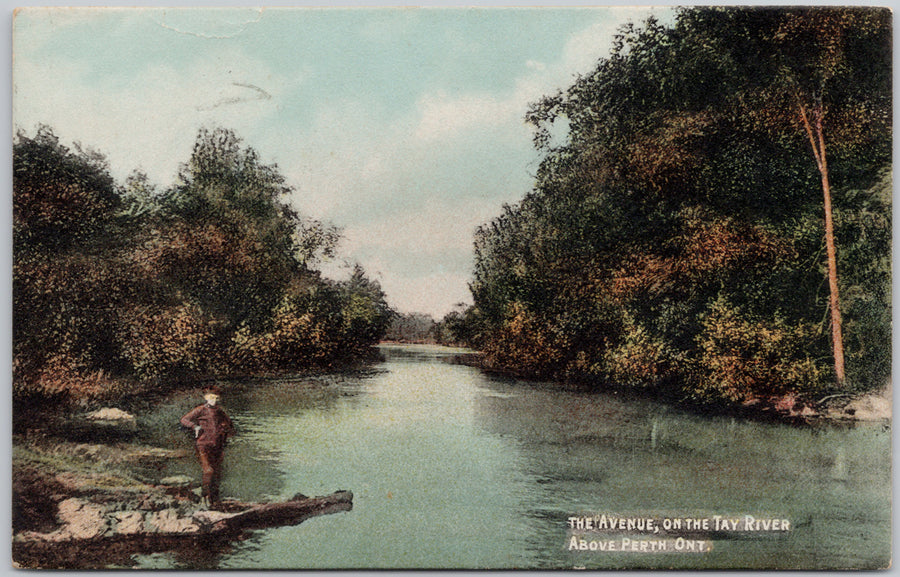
top-left (14, 44), bottom-right (286, 185)
top-left (413, 92), bottom-right (518, 142)
top-left (13, 7), bottom-right (673, 319)
top-left (286, 10), bottom-right (673, 317)
top-left (383, 271), bottom-right (474, 318)
top-left (342, 197), bottom-right (499, 258)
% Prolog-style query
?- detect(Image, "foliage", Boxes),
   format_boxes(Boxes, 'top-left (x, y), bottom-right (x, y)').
top-left (435, 303), bottom-right (485, 346)
top-left (467, 7), bottom-right (891, 409)
top-left (386, 313), bottom-right (439, 343)
top-left (13, 126), bottom-right (393, 405)
top-left (14, 126), bottom-right (119, 252)
top-left (116, 303), bottom-right (217, 381)
top-left (689, 298), bottom-right (826, 404)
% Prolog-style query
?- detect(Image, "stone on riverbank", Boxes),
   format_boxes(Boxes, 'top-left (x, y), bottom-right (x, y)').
top-left (85, 408), bottom-right (136, 423)
top-left (159, 475), bottom-right (194, 488)
top-left (56, 498), bottom-right (109, 540)
top-left (821, 384), bottom-right (892, 421)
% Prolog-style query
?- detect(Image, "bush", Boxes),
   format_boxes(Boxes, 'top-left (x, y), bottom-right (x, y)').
top-left (116, 303), bottom-right (218, 381)
top-left (13, 352), bottom-right (128, 405)
top-left (482, 302), bottom-right (568, 377)
top-left (601, 318), bottom-right (678, 390)
top-left (687, 298), bottom-right (827, 405)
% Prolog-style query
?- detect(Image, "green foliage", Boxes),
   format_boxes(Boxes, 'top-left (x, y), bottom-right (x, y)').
top-left (601, 315), bottom-right (679, 391)
top-left (116, 303), bottom-right (217, 381)
top-left (339, 265), bottom-right (393, 351)
top-left (230, 288), bottom-right (342, 371)
top-left (14, 126), bottom-right (119, 251)
top-left (467, 7), bottom-right (891, 409)
top-left (436, 303), bottom-right (485, 346)
top-left (688, 298), bottom-right (826, 404)
top-left (229, 266), bottom-right (392, 371)
top-left (13, 126), bottom-right (392, 405)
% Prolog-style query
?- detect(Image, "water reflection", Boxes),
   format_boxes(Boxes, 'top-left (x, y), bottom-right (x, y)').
top-left (134, 345), bottom-right (889, 570)
top-left (470, 373), bottom-right (891, 569)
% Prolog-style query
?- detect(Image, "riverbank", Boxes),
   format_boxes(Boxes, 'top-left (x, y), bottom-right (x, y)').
top-left (461, 352), bottom-right (891, 425)
top-left (12, 427), bottom-right (353, 569)
top-left (12, 429), bottom-right (195, 568)
top-left (12, 345), bottom-right (890, 568)
top-left (11, 344), bottom-right (892, 570)
top-left (819, 383), bottom-right (892, 421)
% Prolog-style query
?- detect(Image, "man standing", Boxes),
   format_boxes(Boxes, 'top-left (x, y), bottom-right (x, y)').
top-left (180, 385), bottom-right (235, 509)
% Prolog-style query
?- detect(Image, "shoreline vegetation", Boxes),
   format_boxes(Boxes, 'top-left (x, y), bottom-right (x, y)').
top-left (439, 7), bottom-right (891, 414)
top-left (14, 125), bottom-right (395, 412)
top-left (12, 6), bottom-right (891, 569)
top-left (11, 124), bottom-right (393, 568)
top-left (11, 343), bottom-right (889, 568)
top-left (454, 349), bottom-right (891, 424)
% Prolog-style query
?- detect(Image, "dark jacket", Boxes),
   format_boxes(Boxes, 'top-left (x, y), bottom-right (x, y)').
top-left (180, 403), bottom-right (235, 449)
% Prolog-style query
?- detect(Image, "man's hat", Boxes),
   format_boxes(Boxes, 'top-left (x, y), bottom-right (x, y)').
top-left (203, 384), bottom-right (222, 396)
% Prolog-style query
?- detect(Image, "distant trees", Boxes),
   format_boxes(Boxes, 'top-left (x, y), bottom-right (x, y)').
top-left (385, 313), bottom-right (438, 344)
top-left (385, 305), bottom-right (476, 346)
top-left (464, 7), bottom-right (891, 408)
top-left (13, 126), bottom-right (393, 405)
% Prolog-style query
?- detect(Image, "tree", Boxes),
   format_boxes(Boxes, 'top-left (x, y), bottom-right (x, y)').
top-left (13, 125), bottom-right (395, 403)
top-left (13, 126), bottom-right (119, 251)
top-left (467, 7), bottom-right (890, 407)
top-left (768, 9), bottom-right (891, 385)
top-left (339, 265), bottom-right (394, 350)
top-left (13, 127), bottom-right (131, 402)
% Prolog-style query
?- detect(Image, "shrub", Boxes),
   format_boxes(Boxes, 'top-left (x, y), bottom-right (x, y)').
top-left (116, 303), bottom-right (217, 381)
top-left (482, 302), bottom-right (568, 377)
top-left (13, 352), bottom-right (128, 405)
top-left (602, 318), bottom-right (678, 390)
top-left (687, 298), bottom-right (827, 405)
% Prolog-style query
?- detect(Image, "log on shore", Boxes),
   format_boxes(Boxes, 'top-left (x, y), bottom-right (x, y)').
top-left (195, 490), bottom-right (354, 534)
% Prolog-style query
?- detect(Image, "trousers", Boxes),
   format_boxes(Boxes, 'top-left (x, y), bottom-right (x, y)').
top-left (196, 445), bottom-right (225, 505)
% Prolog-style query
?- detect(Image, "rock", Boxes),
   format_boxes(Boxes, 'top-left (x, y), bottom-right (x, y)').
top-left (146, 509), bottom-right (199, 534)
top-left (842, 389), bottom-right (891, 421)
top-left (73, 409), bottom-right (138, 440)
top-left (159, 476), bottom-right (194, 488)
top-left (85, 408), bottom-right (135, 422)
top-left (14, 489), bottom-right (352, 560)
top-left (112, 511), bottom-right (145, 535)
top-left (821, 384), bottom-right (892, 421)
top-left (193, 510), bottom-right (237, 526)
top-left (136, 495), bottom-right (178, 511)
top-left (56, 498), bottom-right (108, 540)
top-left (798, 405), bottom-right (817, 418)
top-left (125, 448), bottom-right (185, 464)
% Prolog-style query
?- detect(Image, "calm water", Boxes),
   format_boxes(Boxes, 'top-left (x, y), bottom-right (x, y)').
top-left (134, 344), bottom-right (891, 570)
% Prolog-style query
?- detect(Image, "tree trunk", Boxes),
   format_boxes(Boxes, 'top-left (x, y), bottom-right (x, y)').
top-left (799, 100), bottom-right (846, 385)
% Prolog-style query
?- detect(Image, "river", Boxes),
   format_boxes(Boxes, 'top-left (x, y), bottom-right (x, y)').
top-left (133, 344), bottom-right (890, 570)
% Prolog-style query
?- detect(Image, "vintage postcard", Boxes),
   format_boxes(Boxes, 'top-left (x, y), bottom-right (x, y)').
top-left (11, 5), bottom-right (891, 570)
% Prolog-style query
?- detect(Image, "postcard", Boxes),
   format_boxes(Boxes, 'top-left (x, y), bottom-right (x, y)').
top-left (11, 5), bottom-right (891, 570)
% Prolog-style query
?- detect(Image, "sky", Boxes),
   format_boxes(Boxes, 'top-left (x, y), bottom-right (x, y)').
top-left (13, 6), bottom-right (673, 318)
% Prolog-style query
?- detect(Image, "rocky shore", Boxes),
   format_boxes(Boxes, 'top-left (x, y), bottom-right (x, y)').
top-left (12, 410), bottom-right (352, 569)
top-left (820, 383), bottom-right (892, 422)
